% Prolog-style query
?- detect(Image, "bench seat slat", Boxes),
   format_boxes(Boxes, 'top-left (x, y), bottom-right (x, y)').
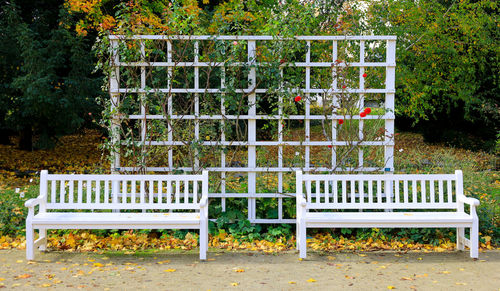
top-left (32, 212), bottom-right (201, 225)
top-left (305, 212), bottom-right (473, 224)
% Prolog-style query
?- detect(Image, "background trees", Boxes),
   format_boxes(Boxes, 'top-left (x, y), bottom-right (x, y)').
top-left (0, 0), bottom-right (101, 150)
top-left (0, 0), bottom-right (497, 151)
top-left (367, 0), bottom-right (499, 150)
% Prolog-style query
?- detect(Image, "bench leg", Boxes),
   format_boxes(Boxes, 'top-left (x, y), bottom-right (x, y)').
top-left (470, 220), bottom-right (479, 259)
top-left (456, 227), bottom-right (465, 251)
top-left (299, 221), bottom-right (307, 259)
top-left (199, 221), bottom-right (208, 261)
top-left (38, 228), bottom-right (47, 251)
top-left (296, 222), bottom-right (300, 250)
top-left (26, 223), bottom-right (34, 261)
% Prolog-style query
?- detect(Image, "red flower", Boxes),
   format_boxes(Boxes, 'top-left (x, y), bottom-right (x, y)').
top-left (338, 119), bottom-right (344, 125)
top-left (362, 72), bottom-right (367, 78)
top-left (360, 112), bottom-right (367, 117)
top-left (328, 145), bottom-right (333, 148)
top-left (280, 59), bottom-right (286, 64)
top-left (294, 95), bottom-right (301, 102)
top-left (364, 107), bottom-right (371, 114)
top-left (342, 85), bottom-right (346, 89)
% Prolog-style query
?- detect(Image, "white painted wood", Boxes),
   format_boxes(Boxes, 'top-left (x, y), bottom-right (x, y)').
top-left (110, 39), bottom-right (120, 172)
top-left (113, 88), bottom-right (395, 94)
top-left (128, 114), bottom-right (395, 120)
top-left (296, 170), bottom-right (480, 258)
top-left (109, 35), bottom-right (397, 41)
top-left (247, 40), bottom-right (257, 222)
top-left (25, 171), bottom-right (209, 260)
top-left (110, 35), bottom-right (397, 224)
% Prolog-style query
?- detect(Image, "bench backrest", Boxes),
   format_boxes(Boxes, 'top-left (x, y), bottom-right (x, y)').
top-left (38, 170), bottom-right (208, 211)
top-left (297, 170), bottom-right (464, 210)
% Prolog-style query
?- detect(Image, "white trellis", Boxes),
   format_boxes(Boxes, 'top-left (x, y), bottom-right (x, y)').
top-left (109, 35), bottom-right (396, 224)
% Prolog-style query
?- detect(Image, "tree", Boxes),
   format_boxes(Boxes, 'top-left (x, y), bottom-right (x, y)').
top-left (367, 0), bottom-right (499, 148)
top-left (0, 0), bottom-right (102, 150)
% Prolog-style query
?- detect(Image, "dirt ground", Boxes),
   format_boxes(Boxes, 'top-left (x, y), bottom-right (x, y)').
top-left (0, 249), bottom-right (499, 290)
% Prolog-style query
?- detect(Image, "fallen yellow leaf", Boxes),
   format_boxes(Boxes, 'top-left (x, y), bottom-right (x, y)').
top-left (16, 260), bottom-right (23, 263)
top-left (387, 286), bottom-right (396, 289)
top-left (164, 269), bottom-right (176, 272)
top-left (41, 283), bottom-right (52, 287)
top-left (288, 281), bottom-right (296, 284)
top-left (15, 274), bottom-right (32, 279)
top-left (231, 282), bottom-right (238, 286)
top-left (307, 278), bottom-right (316, 283)
top-left (235, 269), bottom-right (245, 273)
top-left (93, 263), bottom-right (104, 267)
top-left (358, 254), bottom-right (367, 257)
top-left (455, 282), bottom-right (467, 286)
top-left (440, 271), bottom-right (450, 274)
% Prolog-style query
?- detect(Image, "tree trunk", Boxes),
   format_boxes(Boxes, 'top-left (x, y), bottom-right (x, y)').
top-left (0, 128), bottom-right (11, 145)
top-left (18, 126), bottom-right (33, 151)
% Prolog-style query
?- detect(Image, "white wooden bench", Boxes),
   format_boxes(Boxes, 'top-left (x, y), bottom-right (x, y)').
top-left (25, 170), bottom-right (209, 260)
top-left (296, 170), bottom-right (479, 259)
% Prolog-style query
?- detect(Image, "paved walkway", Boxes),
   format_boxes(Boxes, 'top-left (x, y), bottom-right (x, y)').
top-left (0, 249), bottom-right (499, 290)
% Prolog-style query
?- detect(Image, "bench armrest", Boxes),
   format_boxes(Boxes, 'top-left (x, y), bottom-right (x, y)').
top-left (25, 198), bottom-right (43, 208)
top-left (296, 193), bottom-right (307, 207)
top-left (25, 198), bottom-right (44, 217)
top-left (200, 196), bottom-right (208, 208)
top-left (458, 196), bottom-right (480, 206)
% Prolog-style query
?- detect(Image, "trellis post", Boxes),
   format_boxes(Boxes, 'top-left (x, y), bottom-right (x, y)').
top-left (110, 38), bottom-right (120, 174)
top-left (247, 40), bottom-right (257, 221)
top-left (385, 39), bottom-right (397, 204)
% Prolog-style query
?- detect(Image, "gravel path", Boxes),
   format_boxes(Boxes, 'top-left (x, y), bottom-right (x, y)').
top-left (1, 249), bottom-right (499, 290)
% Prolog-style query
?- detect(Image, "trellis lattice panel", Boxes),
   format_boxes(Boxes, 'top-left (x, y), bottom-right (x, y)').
top-left (109, 35), bottom-right (396, 223)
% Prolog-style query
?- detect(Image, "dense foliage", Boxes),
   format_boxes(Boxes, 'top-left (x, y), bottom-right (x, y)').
top-left (1, 0), bottom-right (497, 150)
top-left (367, 0), bottom-right (499, 150)
top-left (0, 0), bottom-right (102, 149)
